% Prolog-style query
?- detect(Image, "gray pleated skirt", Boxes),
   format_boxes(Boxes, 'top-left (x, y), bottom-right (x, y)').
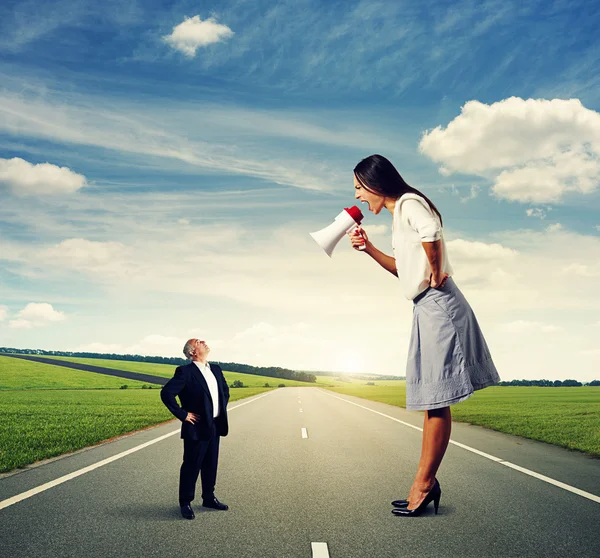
top-left (405, 277), bottom-right (500, 411)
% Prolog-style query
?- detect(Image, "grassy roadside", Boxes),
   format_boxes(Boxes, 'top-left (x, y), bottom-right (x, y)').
top-left (0, 356), bottom-right (153, 390)
top-left (0, 356), bottom-right (271, 472)
top-left (3, 354), bottom-right (598, 467)
top-left (35, 355), bottom-right (331, 387)
top-left (324, 383), bottom-right (600, 456)
top-left (0, 387), bottom-right (269, 473)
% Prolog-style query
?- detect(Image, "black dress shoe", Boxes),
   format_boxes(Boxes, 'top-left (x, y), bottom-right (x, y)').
top-left (180, 503), bottom-right (195, 520)
top-left (202, 497), bottom-right (228, 510)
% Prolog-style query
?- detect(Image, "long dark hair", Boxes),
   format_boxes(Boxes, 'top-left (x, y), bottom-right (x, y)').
top-left (354, 154), bottom-right (443, 226)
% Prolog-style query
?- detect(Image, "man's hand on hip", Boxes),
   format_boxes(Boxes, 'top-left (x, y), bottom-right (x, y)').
top-left (185, 412), bottom-right (201, 424)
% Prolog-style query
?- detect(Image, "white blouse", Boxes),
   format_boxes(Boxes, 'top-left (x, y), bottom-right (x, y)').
top-left (392, 194), bottom-right (454, 300)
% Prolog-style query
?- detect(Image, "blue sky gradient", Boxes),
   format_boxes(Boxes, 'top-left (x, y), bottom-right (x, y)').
top-left (1, 0), bottom-right (599, 380)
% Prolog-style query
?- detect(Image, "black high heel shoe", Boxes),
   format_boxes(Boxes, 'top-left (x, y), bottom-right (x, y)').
top-left (391, 499), bottom-right (409, 507)
top-left (392, 479), bottom-right (441, 517)
top-left (391, 477), bottom-right (438, 508)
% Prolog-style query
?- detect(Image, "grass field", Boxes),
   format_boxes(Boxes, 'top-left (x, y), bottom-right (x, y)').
top-left (325, 382), bottom-right (600, 456)
top-left (3, 355), bottom-right (599, 470)
top-left (0, 356), bottom-right (270, 472)
top-left (0, 356), bottom-right (154, 390)
top-left (36, 355), bottom-right (334, 387)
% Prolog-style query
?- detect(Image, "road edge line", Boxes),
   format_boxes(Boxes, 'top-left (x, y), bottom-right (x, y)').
top-left (0, 390), bottom-right (275, 511)
top-left (320, 390), bottom-right (600, 504)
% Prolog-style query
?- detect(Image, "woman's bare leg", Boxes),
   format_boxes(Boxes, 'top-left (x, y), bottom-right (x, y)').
top-left (407, 406), bottom-right (452, 509)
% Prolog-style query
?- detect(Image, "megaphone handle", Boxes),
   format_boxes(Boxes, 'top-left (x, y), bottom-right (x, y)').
top-left (355, 227), bottom-right (367, 251)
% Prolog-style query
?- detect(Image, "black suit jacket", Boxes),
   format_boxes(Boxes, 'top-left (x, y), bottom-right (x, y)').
top-left (160, 362), bottom-right (230, 441)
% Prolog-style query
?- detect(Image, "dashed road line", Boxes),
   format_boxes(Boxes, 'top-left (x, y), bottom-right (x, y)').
top-left (311, 542), bottom-right (330, 557)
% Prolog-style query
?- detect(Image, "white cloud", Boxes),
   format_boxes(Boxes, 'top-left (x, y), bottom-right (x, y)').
top-left (45, 239), bottom-right (130, 276)
top-left (561, 263), bottom-right (600, 277)
top-left (0, 157), bottom-right (87, 196)
top-left (225, 321), bottom-right (371, 372)
top-left (0, 305), bottom-right (7, 321)
top-left (526, 207), bottom-right (550, 219)
top-left (498, 320), bottom-right (563, 333)
top-left (460, 184), bottom-right (480, 203)
top-left (68, 326), bottom-right (369, 373)
top-left (9, 302), bottom-right (66, 329)
top-left (123, 334), bottom-right (185, 357)
top-left (419, 97), bottom-right (600, 203)
top-left (448, 260), bottom-right (519, 291)
top-left (445, 183), bottom-right (481, 203)
top-left (446, 239), bottom-right (517, 260)
top-left (546, 223), bottom-right (563, 232)
top-left (18, 302), bottom-right (66, 322)
top-left (163, 16), bottom-right (234, 57)
top-left (595, 225), bottom-right (600, 232)
top-left (4, 218), bottom-right (600, 381)
top-left (362, 224), bottom-right (389, 236)
top-left (187, 329), bottom-right (223, 347)
top-left (178, 218), bottom-right (190, 226)
top-left (70, 342), bottom-right (124, 354)
top-left (493, 150), bottom-right (600, 203)
top-left (0, 90), bottom-right (350, 192)
top-left (72, 335), bottom-right (187, 358)
top-left (9, 319), bottom-right (34, 329)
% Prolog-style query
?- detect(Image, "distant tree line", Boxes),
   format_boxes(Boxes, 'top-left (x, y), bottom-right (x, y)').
top-left (497, 379), bottom-right (600, 387)
top-left (0, 347), bottom-right (317, 383)
top-left (215, 361), bottom-right (316, 383)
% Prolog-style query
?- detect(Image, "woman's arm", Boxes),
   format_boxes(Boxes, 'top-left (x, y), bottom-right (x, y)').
top-left (422, 239), bottom-right (448, 288)
top-left (402, 199), bottom-right (448, 288)
top-left (349, 227), bottom-right (398, 276)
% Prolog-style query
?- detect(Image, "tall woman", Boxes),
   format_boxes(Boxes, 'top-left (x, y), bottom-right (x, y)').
top-left (349, 154), bottom-right (500, 517)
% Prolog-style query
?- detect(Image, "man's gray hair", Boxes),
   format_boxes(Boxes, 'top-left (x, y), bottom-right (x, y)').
top-left (183, 339), bottom-right (196, 359)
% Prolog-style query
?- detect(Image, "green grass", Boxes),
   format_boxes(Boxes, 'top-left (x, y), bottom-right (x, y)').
top-left (0, 387), bottom-right (269, 473)
top-left (0, 356), bottom-right (271, 472)
top-left (5, 355), bottom-right (599, 465)
top-left (34, 355), bottom-right (332, 387)
top-left (451, 386), bottom-right (600, 456)
top-left (0, 356), bottom-right (154, 390)
top-left (325, 382), bottom-right (600, 456)
top-left (29, 355), bottom-right (182, 378)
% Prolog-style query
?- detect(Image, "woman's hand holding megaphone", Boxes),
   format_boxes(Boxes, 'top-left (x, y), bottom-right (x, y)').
top-left (349, 226), bottom-right (369, 252)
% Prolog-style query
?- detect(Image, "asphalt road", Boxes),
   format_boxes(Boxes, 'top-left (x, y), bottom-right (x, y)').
top-left (1, 387), bottom-right (599, 558)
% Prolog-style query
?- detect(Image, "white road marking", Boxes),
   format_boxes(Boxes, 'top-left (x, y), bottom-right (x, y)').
top-left (322, 391), bottom-right (600, 504)
top-left (311, 542), bottom-right (330, 557)
top-left (301, 427), bottom-right (308, 439)
top-left (0, 390), bottom-right (275, 511)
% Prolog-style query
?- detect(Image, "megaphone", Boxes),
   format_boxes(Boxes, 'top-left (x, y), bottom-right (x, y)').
top-left (310, 206), bottom-right (365, 257)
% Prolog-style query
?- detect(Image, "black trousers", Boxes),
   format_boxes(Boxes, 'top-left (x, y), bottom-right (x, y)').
top-left (179, 421), bottom-right (220, 505)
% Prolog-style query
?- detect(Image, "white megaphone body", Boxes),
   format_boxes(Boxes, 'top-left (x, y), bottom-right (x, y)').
top-left (310, 205), bottom-right (365, 257)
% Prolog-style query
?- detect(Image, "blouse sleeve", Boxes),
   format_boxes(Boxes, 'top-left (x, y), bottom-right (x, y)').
top-left (401, 199), bottom-right (442, 242)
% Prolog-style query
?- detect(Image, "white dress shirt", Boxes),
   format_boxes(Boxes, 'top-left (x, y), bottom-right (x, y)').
top-left (392, 193), bottom-right (454, 300)
top-left (193, 361), bottom-right (220, 418)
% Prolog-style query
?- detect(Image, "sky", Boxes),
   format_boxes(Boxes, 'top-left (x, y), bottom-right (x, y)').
top-left (1, 0), bottom-right (599, 382)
